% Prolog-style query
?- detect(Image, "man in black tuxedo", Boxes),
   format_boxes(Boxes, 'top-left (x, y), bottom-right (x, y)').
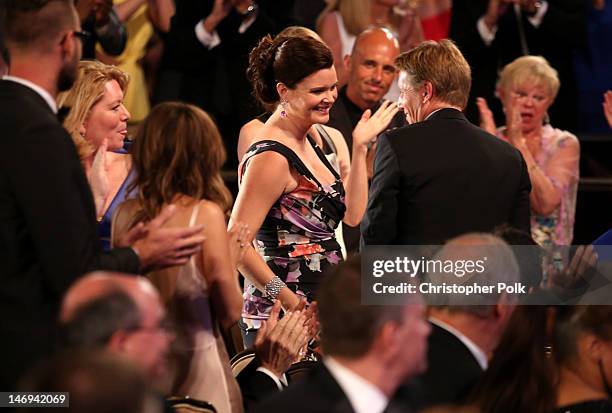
top-left (0, 0), bottom-right (204, 391)
top-left (252, 256), bottom-right (431, 413)
top-left (395, 233), bottom-right (521, 410)
top-left (361, 40), bottom-right (531, 247)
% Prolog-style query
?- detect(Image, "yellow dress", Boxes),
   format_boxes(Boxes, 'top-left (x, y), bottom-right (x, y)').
top-left (106, 0), bottom-right (153, 123)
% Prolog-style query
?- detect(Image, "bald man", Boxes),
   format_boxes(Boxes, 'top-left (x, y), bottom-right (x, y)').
top-left (327, 27), bottom-right (406, 253)
top-left (61, 272), bottom-right (173, 385)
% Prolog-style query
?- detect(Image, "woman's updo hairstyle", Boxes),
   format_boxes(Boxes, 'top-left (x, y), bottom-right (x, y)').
top-left (247, 34), bottom-right (333, 106)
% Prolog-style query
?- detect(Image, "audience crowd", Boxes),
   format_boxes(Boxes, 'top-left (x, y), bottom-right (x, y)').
top-left (1, 0), bottom-right (612, 412)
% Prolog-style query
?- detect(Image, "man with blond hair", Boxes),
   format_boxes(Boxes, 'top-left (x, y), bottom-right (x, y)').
top-left (361, 39), bottom-right (531, 246)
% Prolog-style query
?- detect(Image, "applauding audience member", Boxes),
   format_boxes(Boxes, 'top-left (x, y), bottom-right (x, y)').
top-left (57, 60), bottom-right (133, 251)
top-left (478, 56), bottom-right (580, 246)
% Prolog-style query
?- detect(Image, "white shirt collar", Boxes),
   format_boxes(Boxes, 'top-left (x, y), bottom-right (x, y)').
top-left (2, 75), bottom-right (58, 114)
top-left (324, 357), bottom-right (388, 413)
top-left (429, 317), bottom-right (488, 370)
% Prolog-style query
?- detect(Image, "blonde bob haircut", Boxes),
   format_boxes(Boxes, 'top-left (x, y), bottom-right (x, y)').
top-left (394, 39), bottom-right (471, 109)
top-left (497, 55), bottom-right (560, 101)
top-left (57, 60), bottom-right (129, 160)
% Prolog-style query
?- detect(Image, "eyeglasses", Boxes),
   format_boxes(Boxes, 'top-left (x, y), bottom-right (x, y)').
top-left (72, 30), bottom-right (91, 43)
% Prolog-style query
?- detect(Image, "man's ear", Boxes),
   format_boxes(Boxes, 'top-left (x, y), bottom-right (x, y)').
top-left (422, 81), bottom-right (434, 103)
top-left (107, 330), bottom-right (130, 352)
top-left (343, 54), bottom-right (352, 72)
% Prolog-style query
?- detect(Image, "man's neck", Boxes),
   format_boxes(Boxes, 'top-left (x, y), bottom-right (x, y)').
top-left (420, 101), bottom-right (461, 121)
top-left (332, 354), bottom-right (398, 397)
top-left (345, 84), bottom-right (375, 112)
top-left (429, 310), bottom-right (494, 356)
top-left (8, 57), bottom-right (58, 99)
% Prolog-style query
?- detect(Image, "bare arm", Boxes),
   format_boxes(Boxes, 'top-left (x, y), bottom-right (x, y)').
top-left (229, 152), bottom-right (302, 311)
top-left (343, 101), bottom-right (399, 226)
top-left (318, 12), bottom-right (348, 86)
top-left (237, 119), bottom-right (265, 162)
top-left (197, 201), bottom-right (242, 329)
top-left (147, 0), bottom-right (175, 32)
top-left (114, 0), bottom-right (147, 22)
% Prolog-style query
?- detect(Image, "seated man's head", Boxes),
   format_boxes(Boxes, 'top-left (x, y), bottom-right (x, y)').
top-left (61, 272), bottom-right (173, 383)
top-left (345, 26), bottom-right (400, 111)
top-left (317, 256), bottom-right (430, 392)
top-left (20, 350), bottom-right (162, 413)
top-left (427, 233), bottom-right (521, 354)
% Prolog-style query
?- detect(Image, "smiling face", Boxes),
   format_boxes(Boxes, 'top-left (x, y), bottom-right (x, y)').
top-left (284, 66), bottom-right (338, 125)
top-left (83, 80), bottom-right (130, 151)
top-left (398, 70), bottom-right (423, 124)
top-left (505, 82), bottom-right (553, 134)
top-left (346, 29), bottom-right (400, 110)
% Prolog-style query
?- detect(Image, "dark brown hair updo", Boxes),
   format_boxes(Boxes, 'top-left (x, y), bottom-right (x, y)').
top-left (247, 34), bottom-right (334, 106)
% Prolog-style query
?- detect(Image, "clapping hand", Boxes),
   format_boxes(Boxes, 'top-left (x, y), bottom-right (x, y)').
top-left (476, 97), bottom-right (497, 135)
top-left (352, 100), bottom-right (399, 151)
top-left (506, 94), bottom-right (526, 148)
top-left (255, 301), bottom-right (310, 378)
top-left (551, 245), bottom-right (598, 289)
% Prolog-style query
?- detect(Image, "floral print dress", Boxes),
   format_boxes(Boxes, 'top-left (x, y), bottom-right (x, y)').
top-left (239, 137), bottom-right (346, 329)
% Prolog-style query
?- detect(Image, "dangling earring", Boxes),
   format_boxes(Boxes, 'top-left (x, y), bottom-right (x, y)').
top-left (543, 111), bottom-right (550, 125)
top-left (280, 100), bottom-right (288, 118)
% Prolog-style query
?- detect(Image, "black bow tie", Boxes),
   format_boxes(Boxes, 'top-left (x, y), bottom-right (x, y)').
top-left (57, 106), bottom-right (70, 123)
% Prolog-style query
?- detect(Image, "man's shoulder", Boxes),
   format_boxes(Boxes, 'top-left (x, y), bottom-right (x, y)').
top-left (250, 364), bottom-right (349, 413)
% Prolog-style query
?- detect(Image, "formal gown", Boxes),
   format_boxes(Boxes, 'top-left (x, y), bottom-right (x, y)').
top-left (146, 202), bottom-right (243, 413)
top-left (239, 136), bottom-right (346, 329)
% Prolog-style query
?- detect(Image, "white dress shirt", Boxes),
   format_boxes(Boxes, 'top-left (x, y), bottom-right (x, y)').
top-left (324, 357), bottom-right (388, 413)
top-left (2, 75), bottom-right (58, 113)
top-left (476, 1), bottom-right (549, 46)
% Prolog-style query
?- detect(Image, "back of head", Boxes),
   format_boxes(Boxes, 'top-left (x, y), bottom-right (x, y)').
top-left (554, 305), bottom-right (612, 366)
top-left (277, 26), bottom-right (322, 42)
top-left (57, 60), bottom-right (130, 160)
top-left (427, 233), bottom-right (520, 315)
top-left (394, 39), bottom-right (471, 109)
top-left (2, 0), bottom-right (76, 55)
top-left (62, 290), bottom-right (142, 349)
top-left (20, 350), bottom-right (160, 413)
top-left (247, 34), bottom-right (333, 107)
top-left (317, 255), bottom-right (412, 358)
top-left (497, 55), bottom-right (560, 101)
top-left (131, 102), bottom-right (232, 222)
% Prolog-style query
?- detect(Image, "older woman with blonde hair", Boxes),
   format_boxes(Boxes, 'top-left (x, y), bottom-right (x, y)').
top-left (478, 55), bottom-right (580, 246)
top-left (57, 60), bottom-right (132, 251)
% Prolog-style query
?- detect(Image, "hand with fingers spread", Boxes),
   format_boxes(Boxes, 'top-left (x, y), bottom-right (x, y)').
top-left (131, 204), bottom-right (206, 271)
top-left (476, 97), bottom-right (497, 135)
top-left (603, 90), bottom-right (612, 128)
top-left (228, 221), bottom-right (251, 269)
top-left (255, 301), bottom-right (310, 378)
top-left (352, 100), bottom-right (400, 150)
top-left (551, 245), bottom-right (598, 289)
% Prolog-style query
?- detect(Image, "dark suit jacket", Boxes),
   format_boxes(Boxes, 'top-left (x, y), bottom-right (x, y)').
top-left (250, 363), bottom-right (355, 413)
top-left (0, 80), bottom-right (140, 390)
top-left (238, 356), bottom-right (295, 411)
top-left (361, 108), bottom-right (531, 246)
top-left (395, 323), bottom-right (484, 410)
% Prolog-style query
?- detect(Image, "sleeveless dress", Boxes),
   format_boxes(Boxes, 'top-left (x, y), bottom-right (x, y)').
top-left (147, 203), bottom-right (243, 413)
top-left (98, 155), bottom-right (135, 252)
top-left (239, 137), bottom-right (346, 329)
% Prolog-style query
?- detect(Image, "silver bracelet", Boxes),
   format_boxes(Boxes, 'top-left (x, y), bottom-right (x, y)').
top-left (264, 276), bottom-right (286, 300)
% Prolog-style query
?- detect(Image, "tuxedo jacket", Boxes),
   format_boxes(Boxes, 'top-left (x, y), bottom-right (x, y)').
top-left (250, 363), bottom-right (355, 413)
top-left (237, 356), bottom-right (285, 411)
top-left (395, 323), bottom-right (484, 410)
top-left (0, 80), bottom-right (140, 390)
top-left (361, 108), bottom-right (531, 246)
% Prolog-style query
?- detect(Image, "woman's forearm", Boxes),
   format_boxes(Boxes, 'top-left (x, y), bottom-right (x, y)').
top-left (517, 145), bottom-right (561, 215)
top-left (343, 145), bottom-right (369, 226)
top-left (238, 245), bottom-right (301, 311)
